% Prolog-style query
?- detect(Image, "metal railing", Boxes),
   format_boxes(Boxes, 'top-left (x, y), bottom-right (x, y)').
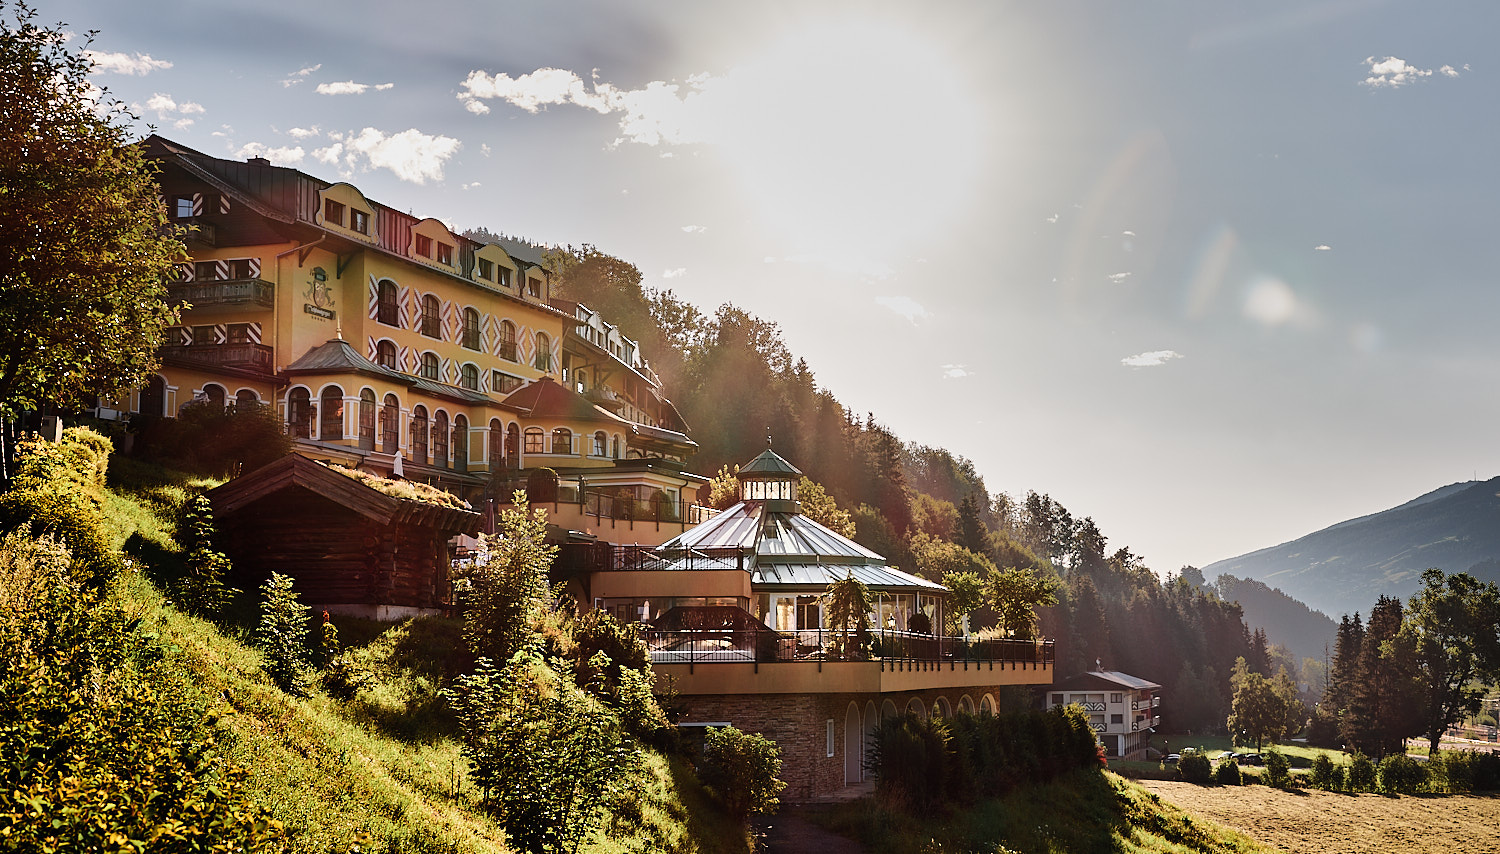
top-left (644, 626), bottom-right (1055, 666)
top-left (556, 543), bottom-right (750, 575)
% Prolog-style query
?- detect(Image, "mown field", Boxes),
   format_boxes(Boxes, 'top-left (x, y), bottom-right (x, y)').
top-left (1137, 781), bottom-right (1500, 854)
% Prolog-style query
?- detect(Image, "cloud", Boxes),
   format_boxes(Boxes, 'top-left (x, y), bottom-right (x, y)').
top-left (1045, 214), bottom-right (1059, 224)
top-left (941, 364), bottom-right (972, 379)
top-left (312, 127), bottom-right (460, 183)
top-left (480, 143), bottom-right (491, 157)
top-left (875, 295), bottom-right (931, 324)
top-left (1121, 350), bottom-right (1184, 368)
top-left (1243, 276), bottom-right (1317, 327)
top-left (1107, 272), bottom-right (1132, 283)
top-left (1314, 244), bottom-right (1331, 251)
top-left (1122, 230), bottom-right (1136, 237)
top-left (1361, 56), bottom-right (1461, 88)
top-left (462, 182), bottom-right (481, 190)
top-left (287, 126), bottom-right (320, 139)
top-left (281, 63), bottom-right (321, 87)
top-left (316, 80), bottom-right (393, 96)
top-left (86, 50), bottom-right (171, 76)
top-left (662, 268), bottom-right (686, 279)
top-left (143, 93), bottom-right (204, 123)
top-left (763, 256), bottom-right (777, 263)
top-left (234, 142), bottom-right (305, 165)
top-left (681, 225), bottom-right (706, 233)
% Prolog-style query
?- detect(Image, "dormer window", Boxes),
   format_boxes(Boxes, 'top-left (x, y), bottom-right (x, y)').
top-left (476, 258), bottom-right (493, 281)
top-left (350, 209), bottom-right (369, 235)
top-left (436, 242), bottom-right (454, 266)
top-left (527, 276), bottom-right (542, 298)
top-left (415, 233), bottom-right (433, 258)
top-left (173, 196), bottom-right (195, 219)
top-left (498, 267), bottom-right (511, 287)
top-left (324, 198), bottom-right (346, 227)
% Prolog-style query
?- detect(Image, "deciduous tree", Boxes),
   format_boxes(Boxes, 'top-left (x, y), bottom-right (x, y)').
top-left (1403, 569), bottom-right (1500, 757)
top-left (0, 2), bottom-right (185, 419)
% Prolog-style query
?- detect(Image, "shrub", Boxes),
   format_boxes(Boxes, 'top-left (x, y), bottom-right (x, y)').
top-left (526, 467), bottom-right (559, 503)
top-left (1330, 765), bottom-right (1346, 791)
top-left (1264, 750), bottom-right (1292, 788)
top-left (1348, 752), bottom-right (1377, 792)
top-left (700, 725), bottom-right (785, 823)
top-left (1178, 751), bottom-right (1213, 783)
top-left (1214, 757), bottom-right (1242, 786)
top-left (170, 495), bottom-right (237, 617)
top-left (872, 714), bottom-right (952, 810)
top-left (1429, 750), bottom-right (1500, 793)
top-left (135, 399), bottom-right (290, 476)
top-left (0, 433), bottom-right (121, 585)
top-left (1310, 753), bottom-right (1336, 790)
top-left (570, 612), bottom-right (669, 741)
top-left (0, 528), bottom-right (282, 850)
top-left (255, 572), bottom-right (311, 695)
top-left (446, 650), bottom-right (633, 853)
top-left (1378, 753), bottom-right (1428, 795)
top-left (460, 493), bottom-right (556, 663)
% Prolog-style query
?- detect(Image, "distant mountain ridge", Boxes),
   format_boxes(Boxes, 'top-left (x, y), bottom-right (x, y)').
top-left (1203, 476), bottom-right (1500, 618)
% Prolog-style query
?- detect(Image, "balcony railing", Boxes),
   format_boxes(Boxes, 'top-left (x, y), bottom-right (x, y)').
top-left (644, 626), bottom-right (1055, 667)
top-left (168, 278), bottom-right (274, 309)
top-left (159, 342), bottom-right (273, 371)
top-left (557, 543), bottom-right (750, 574)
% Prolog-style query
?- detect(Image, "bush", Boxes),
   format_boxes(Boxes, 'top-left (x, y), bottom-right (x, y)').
top-left (170, 495), bottom-right (237, 617)
top-left (1214, 757), bottom-right (1242, 786)
top-left (872, 714), bottom-right (952, 810)
top-left (0, 432), bottom-right (121, 585)
top-left (1432, 750), bottom-right (1500, 793)
top-left (1379, 753), bottom-right (1429, 795)
top-left (1178, 751), bottom-right (1213, 783)
top-left (1348, 752), bottom-right (1377, 792)
top-left (255, 572), bottom-right (311, 695)
top-left (526, 467), bottom-right (559, 503)
top-left (134, 399), bottom-right (290, 476)
top-left (1310, 753), bottom-right (1336, 790)
top-left (1264, 750), bottom-right (1292, 788)
top-left (446, 650), bottom-right (633, 853)
top-left (700, 725), bottom-right (785, 823)
top-left (1330, 764), bottom-right (1346, 791)
top-left (460, 494), bottom-right (557, 663)
top-left (0, 528), bottom-right (282, 850)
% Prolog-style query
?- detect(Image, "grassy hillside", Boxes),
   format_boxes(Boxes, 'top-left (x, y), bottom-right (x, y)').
top-left (0, 440), bottom-right (752, 854)
top-left (1203, 476), bottom-right (1500, 617)
top-left (816, 769), bottom-right (1269, 854)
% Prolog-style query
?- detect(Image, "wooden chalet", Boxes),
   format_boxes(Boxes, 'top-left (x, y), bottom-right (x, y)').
top-left (209, 454), bottom-right (481, 619)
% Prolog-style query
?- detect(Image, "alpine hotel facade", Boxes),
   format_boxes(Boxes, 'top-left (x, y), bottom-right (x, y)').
top-left (126, 137), bottom-right (1055, 800)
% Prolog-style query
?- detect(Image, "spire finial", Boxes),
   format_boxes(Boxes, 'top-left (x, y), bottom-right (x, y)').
top-left (335, 324), bottom-right (344, 341)
top-left (766, 427), bottom-right (772, 448)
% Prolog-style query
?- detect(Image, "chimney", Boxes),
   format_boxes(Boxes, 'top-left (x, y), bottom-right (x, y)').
top-left (247, 156), bottom-right (271, 166)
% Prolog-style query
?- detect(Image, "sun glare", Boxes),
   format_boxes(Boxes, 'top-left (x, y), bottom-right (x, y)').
top-left (708, 19), bottom-right (985, 271)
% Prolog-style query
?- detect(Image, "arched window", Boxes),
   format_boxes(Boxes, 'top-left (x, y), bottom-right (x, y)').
top-left (498, 320), bottom-right (517, 361)
top-left (523, 427), bottom-right (544, 454)
top-left (421, 352), bottom-right (439, 380)
top-left (488, 419), bottom-right (503, 468)
top-left (452, 414), bottom-right (468, 473)
top-left (460, 363), bottom-right (478, 390)
top-left (612, 435), bottom-right (621, 459)
top-left (534, 332), bottom-right (552, 371)
top-left (377, 279), bottom-right (399, 326)
top-left (287, 387), bottom-right (311, 438)
top-left (462, 307), bottom-right (480, 350)
top-left (506, 423), bottom-right (520, 467)
top-left (202, 383), bottom-right (226, 409)
top-left (433, 411), bottom-right (449, 468)
top-left (358, 389), bottom-right (376, 450)
top-left (140, 375), bottom-right (167, 416)
top-left (381, 394), bottom-right (400, 453)
top-left (592, 431), bottom-right (607, 456)
top-left (421, 294), bottom-right (441, 338)
top-left (235, 388), bottom-right (259, 409)
top-left (320, 386), bottom-right (344, 440)
top-left (551, 427), bottom-right (572, 455)
top-left (376, 340), bottom-right (397, 369)
top-left (411, 405), bottom-right (428, 464)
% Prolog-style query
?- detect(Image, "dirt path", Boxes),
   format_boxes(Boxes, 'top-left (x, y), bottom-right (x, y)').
top-left (1137, 780), bottom-right (1500, 854)
top-left (757, 806), bottom-right (868, 854)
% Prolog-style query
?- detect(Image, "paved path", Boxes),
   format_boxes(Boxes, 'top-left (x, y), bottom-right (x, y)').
top-left (758, 807), bottom-right (869, 854)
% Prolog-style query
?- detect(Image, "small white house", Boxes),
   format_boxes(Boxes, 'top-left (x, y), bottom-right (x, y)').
top-left (1045, 669), bottom-right (1161, 760)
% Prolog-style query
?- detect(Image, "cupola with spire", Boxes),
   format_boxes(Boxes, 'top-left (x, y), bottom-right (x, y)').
top-left (737, 441), bottom-right (802, 513)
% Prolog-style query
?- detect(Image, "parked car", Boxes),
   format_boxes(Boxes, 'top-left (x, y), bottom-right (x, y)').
top-left (1163, 753), bottom-right (1181, 766)
top-left (1238, 752), bottom-right (1264, 766)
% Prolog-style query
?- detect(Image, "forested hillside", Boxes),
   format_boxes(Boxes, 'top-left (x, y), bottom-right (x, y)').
top-left (479, 239), bottom-right (1281, 733)
top-left (1213, 574), bottom-right (1337, 668)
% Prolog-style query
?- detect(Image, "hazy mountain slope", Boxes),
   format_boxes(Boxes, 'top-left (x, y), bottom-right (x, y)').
top-left (1213, 574), bottom-right (1337, 665)
top-left (1202, 476), bottom-right (1500, 617)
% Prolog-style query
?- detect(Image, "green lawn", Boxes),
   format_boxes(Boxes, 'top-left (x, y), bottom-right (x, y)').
top-left (1152, 734), bottom-right (1351, 769)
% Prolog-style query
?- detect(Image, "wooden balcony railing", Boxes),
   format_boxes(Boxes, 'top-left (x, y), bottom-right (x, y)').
top-left (168, 278), bottom-right (274, 308)
top-left (159, 342), bottom-right (274, 371)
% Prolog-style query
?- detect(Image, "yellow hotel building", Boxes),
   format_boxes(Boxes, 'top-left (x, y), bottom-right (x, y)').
top-left (134, 135), bottom-right (706, 533)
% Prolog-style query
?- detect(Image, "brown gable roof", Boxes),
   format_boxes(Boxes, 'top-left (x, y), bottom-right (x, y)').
top-left (499, 376), bottom-right (628, 424)
top-left (209, 453), bottom-right (480, 534)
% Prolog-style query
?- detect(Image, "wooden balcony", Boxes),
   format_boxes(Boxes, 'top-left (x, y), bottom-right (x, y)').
top-left (168, 278), bottom-right (275, 309)
top-left (160, 342), bottom-right (274, 371)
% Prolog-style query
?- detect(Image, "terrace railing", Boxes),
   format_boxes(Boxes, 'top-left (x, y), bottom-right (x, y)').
top-left (644, 626), bottom-right (1054, 668)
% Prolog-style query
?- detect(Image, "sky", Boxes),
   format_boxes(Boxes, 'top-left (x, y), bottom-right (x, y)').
top-left (40, 0), bottom-right (1500, 578)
